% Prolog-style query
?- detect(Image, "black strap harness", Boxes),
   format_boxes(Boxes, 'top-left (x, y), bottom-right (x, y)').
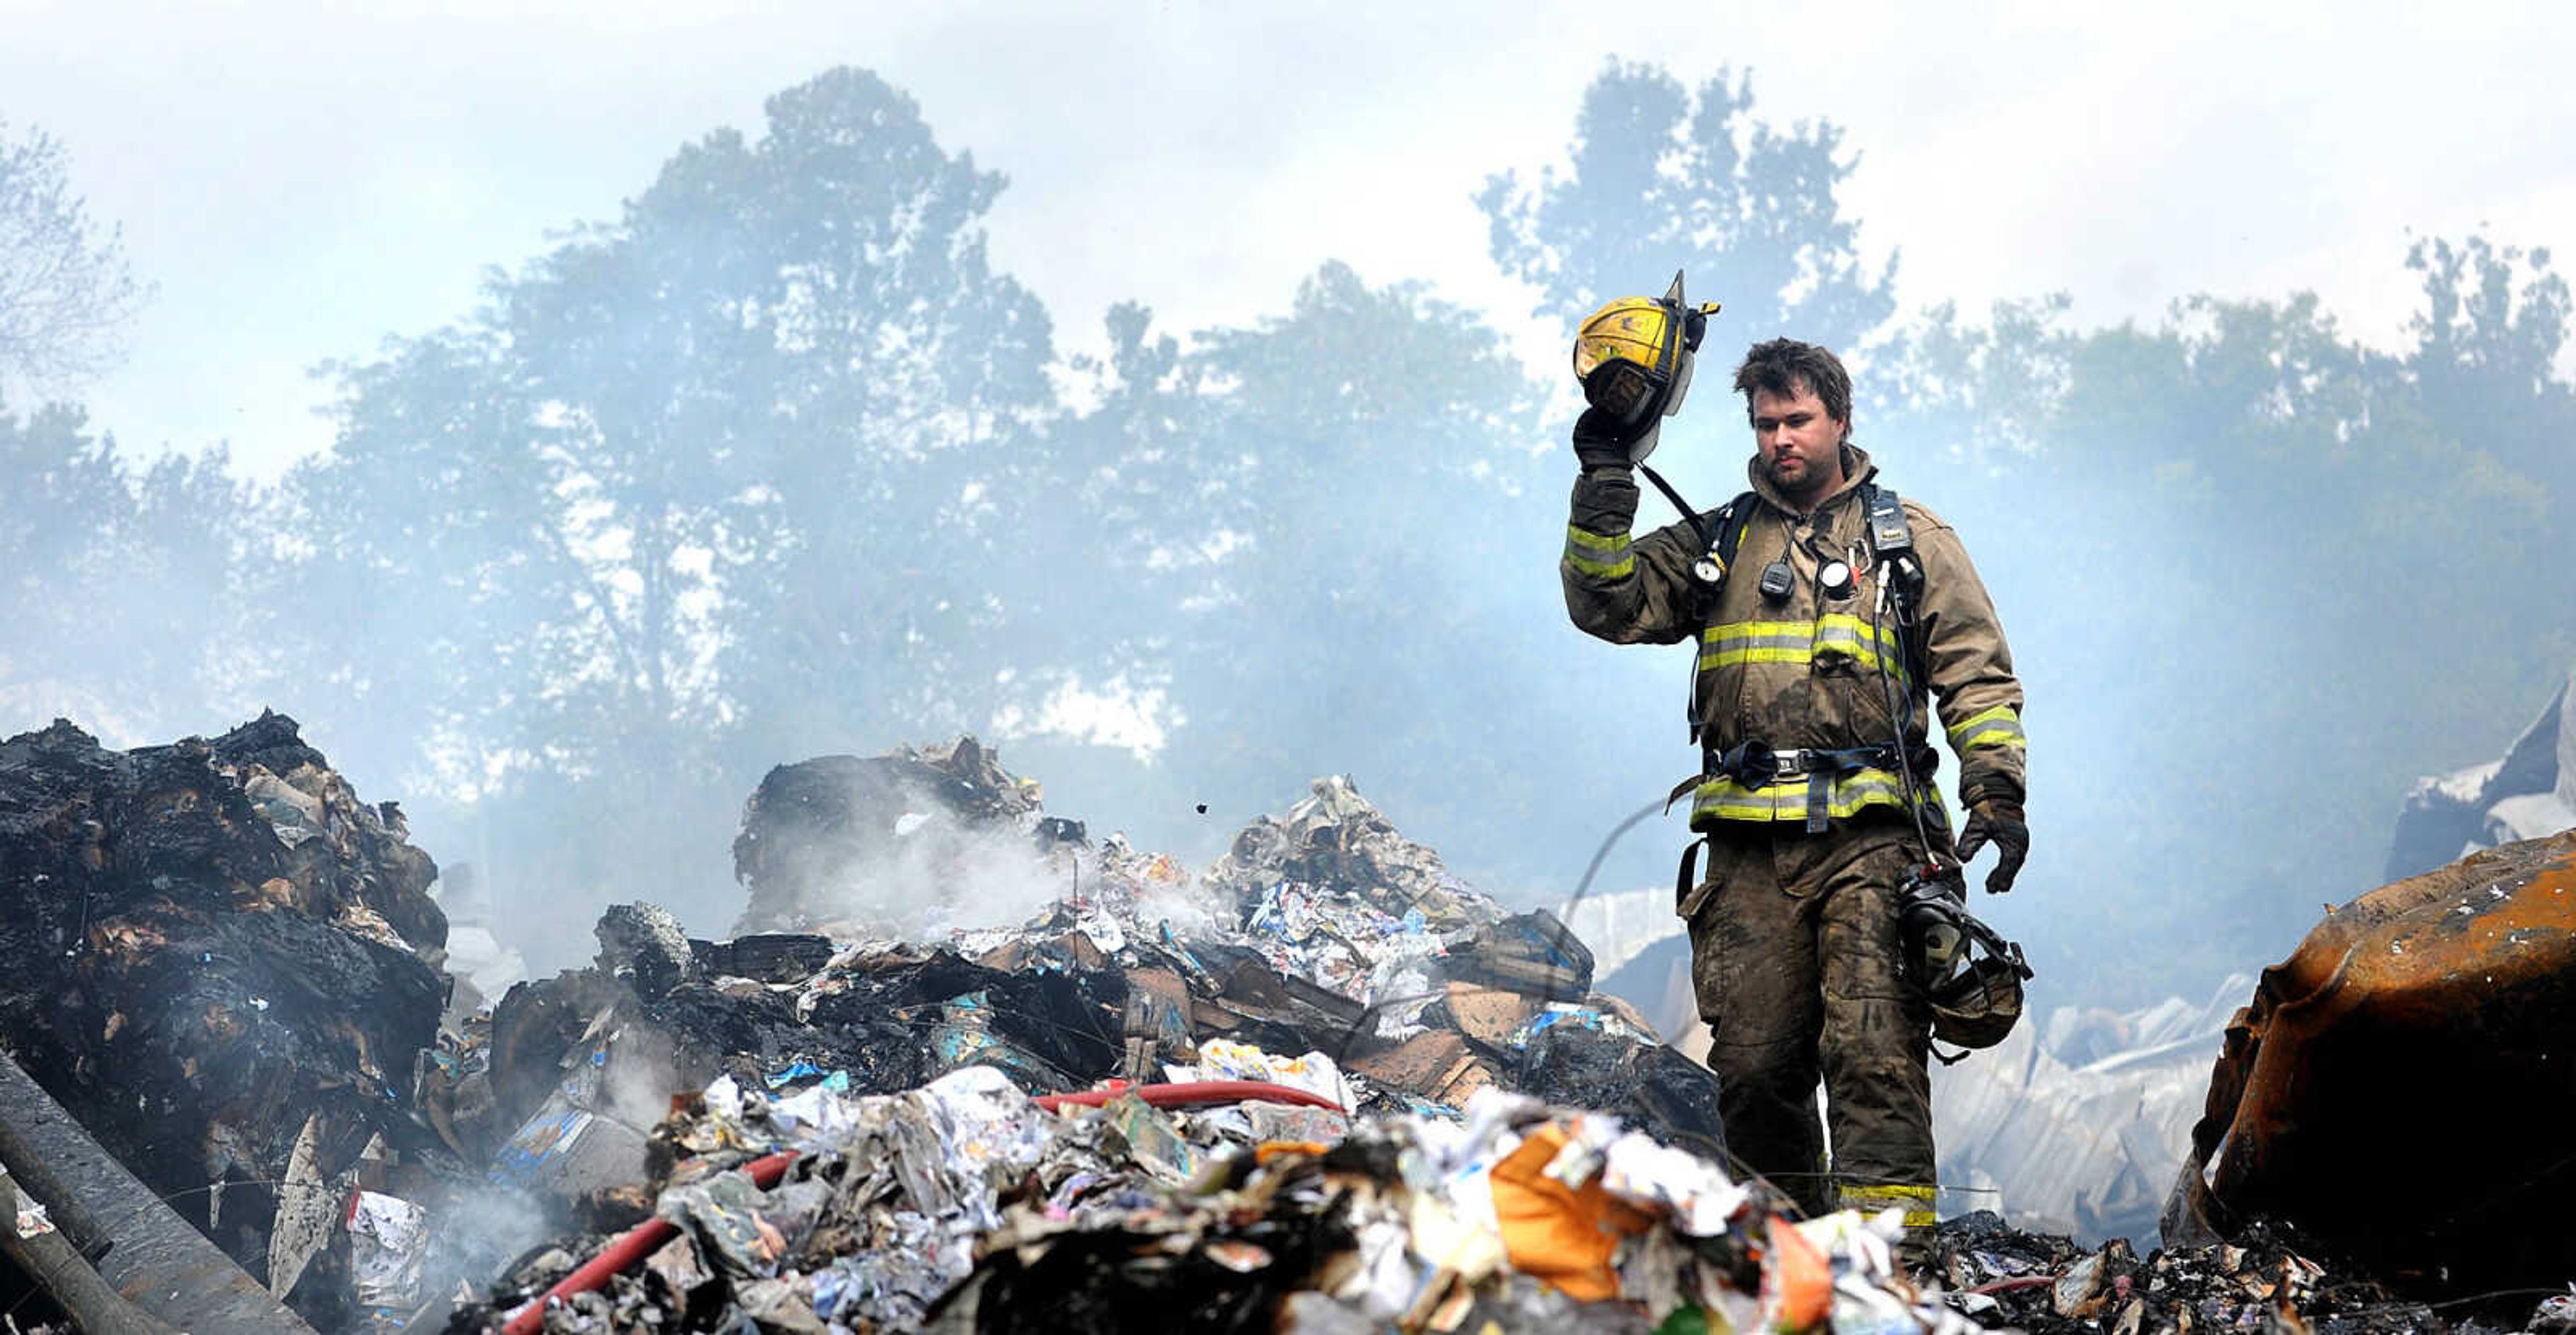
top-left (1674, 480), bottom-right (1934, 833)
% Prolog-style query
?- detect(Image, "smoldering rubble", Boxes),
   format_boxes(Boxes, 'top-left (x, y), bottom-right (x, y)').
top-left (0, 718), bottom-right (2571, 1334)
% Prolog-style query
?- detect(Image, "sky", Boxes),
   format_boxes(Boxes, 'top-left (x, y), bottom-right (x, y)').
top-left (9, 1), bottom-right (2576, 479)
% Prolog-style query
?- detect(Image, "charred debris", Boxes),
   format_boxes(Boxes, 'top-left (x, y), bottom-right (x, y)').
top-left (0, 716), bottom-right (2569, 1332)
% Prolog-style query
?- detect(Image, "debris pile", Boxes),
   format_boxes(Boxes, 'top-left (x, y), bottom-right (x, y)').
top-left (458, 765), bottom-right (1727, 1214)
top-left (441, 752), bottom-right (1910, 1330)
top-left (731, 737), bottom-right (1055, 937)
top-left (466, 1069), bottom-right (1963, 1334)
top-left (9, 719), bottom-right (2575, 1332)
top-left (1925, 1212), bottom-right (2456, 1333)
top-left (0, 712), bottom-right (458, 1330)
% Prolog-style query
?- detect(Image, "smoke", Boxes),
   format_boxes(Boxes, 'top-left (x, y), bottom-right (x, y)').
top-left (421, 1180), bottom-right (555, 1313)
top-left (787, 778), bottom-right (1086, 941)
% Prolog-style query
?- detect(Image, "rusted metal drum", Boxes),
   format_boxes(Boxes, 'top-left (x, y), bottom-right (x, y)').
top-left (2167, 831), bottom-right (2576, 1291)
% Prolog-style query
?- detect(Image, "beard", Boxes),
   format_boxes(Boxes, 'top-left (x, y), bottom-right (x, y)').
top-left (1762, 441), bottom-right (1843, 499)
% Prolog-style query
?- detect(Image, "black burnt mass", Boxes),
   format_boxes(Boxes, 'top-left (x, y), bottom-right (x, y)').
top-left (0, 712), bottom-right (447, 1276)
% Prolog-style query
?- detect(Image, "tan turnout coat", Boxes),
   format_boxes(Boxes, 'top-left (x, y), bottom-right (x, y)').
top-left (1559, 444), bottom-right (2025, 851)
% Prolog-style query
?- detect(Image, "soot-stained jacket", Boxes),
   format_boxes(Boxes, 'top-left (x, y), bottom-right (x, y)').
top-left (1560, 443), bottom-right (2025, 835)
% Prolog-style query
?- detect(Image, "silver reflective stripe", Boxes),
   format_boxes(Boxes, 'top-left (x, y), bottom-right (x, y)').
top-left (1562, 527), bottom-right (1633, 579)
top-left (1948, 708), bottom-right (2026, 751)
top-left (1812, 619), bottom-right (1911, 683)
top-left (1707, 630), bottom-right (1813, 651)
top-left (1564, 550), bottom-right (1634, 579)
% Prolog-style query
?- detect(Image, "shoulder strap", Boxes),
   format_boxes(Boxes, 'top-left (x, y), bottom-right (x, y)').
top-left (1711, 490), bottom-right (1758, 568)
top-left (1684, 491), bottom-right (1763, 747)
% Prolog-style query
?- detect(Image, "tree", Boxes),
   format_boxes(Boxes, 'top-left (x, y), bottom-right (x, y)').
top-left (1480, 62), bottom-right (1896, 354)
top-left (688, 68), bottom-right (1059, 758)
top-left (2403, 233), bottom-right (2576, 488)
top-left (281, 68), bottom-right (1062, 951)
top-left (0, 123), bottom-right (147, 396)
top-left (0, 398), bottom-right (133, 718)
top-left (283, 326), bottom-right (580, 793)
top-left (0, 398), bottom-right (261, 740)
top-left (1055, 264), bottom-right (1566, 869)
top-left (994, 301), bottom-right (1201, 746)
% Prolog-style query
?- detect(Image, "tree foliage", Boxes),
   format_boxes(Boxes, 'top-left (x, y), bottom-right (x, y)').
top-left (1480, 62), bottom-right (1896, 352)
top-left (1146, 264), bottom-right (1547, 827)
top-left (0, 400), bottom-right (258, 736)
top-left (0, 123), bottom-right (147, 396)
top-left (278, 68), bottom-right (1058, 943)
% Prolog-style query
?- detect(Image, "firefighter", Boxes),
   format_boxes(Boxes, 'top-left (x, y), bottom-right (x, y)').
top-left (1558, 286), bottom-right (2029, 1244)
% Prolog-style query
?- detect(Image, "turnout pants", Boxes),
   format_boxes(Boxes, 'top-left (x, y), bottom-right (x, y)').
top-left (1684, 812), bottom-right (1937, 1230)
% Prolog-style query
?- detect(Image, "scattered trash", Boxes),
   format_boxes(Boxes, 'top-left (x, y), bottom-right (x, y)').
top-left (1927, 1211), bottom-right (2438, 1333)
top-left (346, 1190), bottom-right (429, 1310)
top-left (468, 1072), bottom-right (1962, 1334)
top-left (1169, 1037), bottom-right (1356, 1110)
top-left (437, 760), bottom-right (1819, 1331)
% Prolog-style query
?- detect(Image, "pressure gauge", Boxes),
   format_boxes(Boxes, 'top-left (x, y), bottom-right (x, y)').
top-left (1819, 559), bottom-right (1856, 600)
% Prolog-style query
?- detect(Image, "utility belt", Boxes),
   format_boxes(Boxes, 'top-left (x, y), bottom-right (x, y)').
top-left (1666, 737), bottom-right (1941, 833)
top-left (1711, 739), bottom-right (1922, 784)
top-left (1668, 739), bottom-right (1941, 913)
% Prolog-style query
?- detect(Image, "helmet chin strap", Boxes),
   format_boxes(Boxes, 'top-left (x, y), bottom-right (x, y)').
top-left (1633, 459), bottom-right (1709, 551)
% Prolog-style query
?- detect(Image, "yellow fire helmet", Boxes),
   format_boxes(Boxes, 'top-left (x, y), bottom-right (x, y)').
top-left (1570, 270), bottom-right (1721, 464)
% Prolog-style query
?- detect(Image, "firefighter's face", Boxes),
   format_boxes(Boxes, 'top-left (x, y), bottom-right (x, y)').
top-left (1751, 381), bottom-right (1847, 504)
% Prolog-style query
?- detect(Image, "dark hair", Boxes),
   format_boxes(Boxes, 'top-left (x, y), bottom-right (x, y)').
top-left (1732, 338), bottom-right (1853, 439)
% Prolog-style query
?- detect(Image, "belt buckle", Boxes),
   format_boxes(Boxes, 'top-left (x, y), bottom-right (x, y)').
top-left (1771, 750), bottom-right (1812, 780)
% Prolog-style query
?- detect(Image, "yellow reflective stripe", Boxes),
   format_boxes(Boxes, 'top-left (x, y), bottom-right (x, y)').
top-left (1948, 705), bottom-right (2026, 751)
top-left (1815, 612), bottom-right (1905, 659)
top-left (1562, 526), bottom-right (1633, 580)
top-left (1842, 1183), bottom-right (1937, 1230)
top-left (1689, 769), bottom-right (1943, 824)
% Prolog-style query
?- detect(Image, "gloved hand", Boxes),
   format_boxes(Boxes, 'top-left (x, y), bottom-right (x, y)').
top-left (1953, 798), bottom-right (2028, 895)
top-left (1572, 407), bottom-right (1642, 471)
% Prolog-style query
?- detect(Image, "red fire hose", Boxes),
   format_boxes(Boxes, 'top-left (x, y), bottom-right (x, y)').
top-left (499, 1149), bottom-right (797, 1335)
top-left (1032, 1078), bottom-right (1344, 1114)
top-left (498, 1081), bottom-right (1338, 1332)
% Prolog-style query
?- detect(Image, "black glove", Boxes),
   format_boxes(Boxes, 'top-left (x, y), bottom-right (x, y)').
top-left (1954, 798), bottom-right (2028, 895)
top-left (1572, 407), bottom-right (1641, 472)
